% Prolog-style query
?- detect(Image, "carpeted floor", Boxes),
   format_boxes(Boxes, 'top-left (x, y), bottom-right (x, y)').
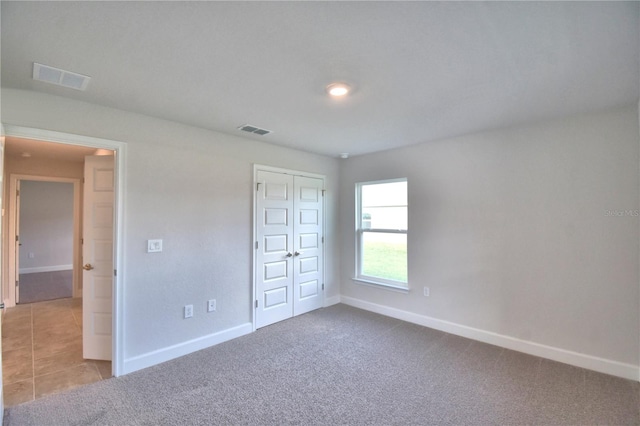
top-left (18, 270), bottom-right (73, 304)
top-left (4, 304), bottom-right (639, 425)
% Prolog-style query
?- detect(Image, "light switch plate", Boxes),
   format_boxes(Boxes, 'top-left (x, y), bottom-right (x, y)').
top-left (147, 239), bottom-right (163, 253)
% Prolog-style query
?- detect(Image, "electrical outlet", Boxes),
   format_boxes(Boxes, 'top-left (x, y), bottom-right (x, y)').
top-left (28, 252), bottom-right (35, 259)
top-left (207, 299), bottom-right (216, 312)
top-left (423, 287), bottom-right (430, 297)
top-left (184, 304), bottom-right (193, 318)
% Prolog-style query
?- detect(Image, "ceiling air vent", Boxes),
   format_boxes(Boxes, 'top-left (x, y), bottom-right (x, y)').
top-left (33, 63), bottom-right (91, 91)
top-left (238, 124), bottom-right (272, 136)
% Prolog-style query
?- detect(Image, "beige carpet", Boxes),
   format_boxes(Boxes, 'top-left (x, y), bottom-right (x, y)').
top-left (4, 304), bottom-right (639, 425)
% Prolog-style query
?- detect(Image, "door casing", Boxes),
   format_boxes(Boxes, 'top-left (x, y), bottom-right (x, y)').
top-left (1, 124), bottom-right (127, 377)
top-left (8, 175), bottom-right (81, 305)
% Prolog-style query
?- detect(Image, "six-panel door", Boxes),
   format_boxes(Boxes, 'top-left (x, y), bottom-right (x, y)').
top-left (255, 170), bottom-right (323, 328)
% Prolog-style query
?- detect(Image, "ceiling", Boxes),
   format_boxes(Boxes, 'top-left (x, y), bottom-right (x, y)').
top-left (4, 137), bottom-right (101, 163)
top-left (1, 2), bottom-right (638, 158)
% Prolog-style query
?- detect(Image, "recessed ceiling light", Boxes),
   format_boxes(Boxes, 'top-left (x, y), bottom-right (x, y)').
top-left (326, 83), bottom-right (351, 97)
top-left (340, 153), bottom-right (349, 159)
top-left (21, 152), bottom-right (32, 158)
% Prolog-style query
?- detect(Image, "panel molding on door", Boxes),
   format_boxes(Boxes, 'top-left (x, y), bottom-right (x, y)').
top-left (292, 176), bottom-right (323, 316)
top-left (255, 171), bottom-right (294, 328)
top-left (254, 168), bottom-right (324, 329)
top-left (83, 155), bottom-right (115, 360)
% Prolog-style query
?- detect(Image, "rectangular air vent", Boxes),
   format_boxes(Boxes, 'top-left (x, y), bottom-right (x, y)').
top-left (238, 124), bottom-right (272, 136)
top-left (33, 63), bottom-right (91, 91)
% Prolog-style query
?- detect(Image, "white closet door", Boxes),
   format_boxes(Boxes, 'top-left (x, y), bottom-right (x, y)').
top-left (255, 170), bottom-right (324, 328)
top-left (293, 176), bottom-right (324, 316)
top-left (255, 171), bottom-right (295, 328)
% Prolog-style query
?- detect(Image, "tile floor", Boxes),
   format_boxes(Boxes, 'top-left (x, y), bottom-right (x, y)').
top-left (2, 297), bottom-right (111, 407)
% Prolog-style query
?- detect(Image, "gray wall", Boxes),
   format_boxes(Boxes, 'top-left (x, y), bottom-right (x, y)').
top-left (339, 105), bottom-right (639, 367)
top-left (4, 87), bottom-right (638, 376)
top-left (18, 180), bottom-right (74, 272)
top-left (2, 88), bottom-right (340, 363)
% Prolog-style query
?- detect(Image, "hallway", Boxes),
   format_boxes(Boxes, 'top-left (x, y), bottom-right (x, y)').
top-left (2, 298), bottom-right (111, 407)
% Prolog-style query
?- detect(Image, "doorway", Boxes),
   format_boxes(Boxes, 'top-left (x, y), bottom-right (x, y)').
top-left (0, 125), bottom-right (125, 406)
top-left (254, 166), bottom-right (325, 329)
top-left (11, 178), bottom-right (80, 305)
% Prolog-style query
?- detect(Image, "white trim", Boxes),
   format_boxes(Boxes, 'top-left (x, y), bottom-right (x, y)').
top-left (2, 124), bottom-right (127, 378)
top-left (351, 278), bottom-right (409, 293)
top-left (340, 296), bottom-right (639, 381)
top-left (19, 265), bottom-right (73, 274)
top-left (253, 164), bottom-right (325, 180)
top-left (122, 323), bottom-right (253, 375)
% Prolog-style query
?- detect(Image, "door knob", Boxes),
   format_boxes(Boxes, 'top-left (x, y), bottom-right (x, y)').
top-left (83, 263), bottom-right (94, 271)
top-left (294, 251), bottom-right (301, 256)
top-left (286, 252), bottom-right (293, 258)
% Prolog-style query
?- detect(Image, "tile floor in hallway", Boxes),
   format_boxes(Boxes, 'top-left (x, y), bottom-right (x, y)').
top-left (2, 298), bottom-right (111, 407)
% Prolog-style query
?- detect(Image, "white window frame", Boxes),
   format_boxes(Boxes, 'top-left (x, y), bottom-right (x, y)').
top-left (354, 178), bottom-right (408, 291)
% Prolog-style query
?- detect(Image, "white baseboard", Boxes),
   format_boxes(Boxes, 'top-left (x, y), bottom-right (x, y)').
top-left (19, 264), bottom-right (72, 274)
top-left (122, 322), bottom-right (253, 375)
top-left (340, 296), bottom-right (639, 381)
top-left (324, 295), bottom-right (341, 307)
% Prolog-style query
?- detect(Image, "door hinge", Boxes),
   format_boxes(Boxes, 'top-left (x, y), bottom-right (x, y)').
top-left (322, 283), bottom-right (325, 291)
top-left (114, 269), bottom-right (117, 277)
top-left (256, 182), bottom-right (262, 191)
top-left (322, 236), bottom-right (324, 244)
top-left (322, 189), bottom-right (325, 197)
top-left (255, 300), bottom-right (258, 309)
top-left (82, 178), bottom-right (85, 184)
top-left (81, 238), bottom-right (84, 245)
top-left (15, 235), bottom-right (18, 242)
top-left (255, 241), bottom-right (258, 250)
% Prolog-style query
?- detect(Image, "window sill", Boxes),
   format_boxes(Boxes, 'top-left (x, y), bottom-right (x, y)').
top-left (351, 278), bottom-right (409, 294)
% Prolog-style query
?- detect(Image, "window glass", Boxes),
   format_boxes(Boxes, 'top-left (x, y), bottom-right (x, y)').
top-left (356, 179), bottom-right (408, 288)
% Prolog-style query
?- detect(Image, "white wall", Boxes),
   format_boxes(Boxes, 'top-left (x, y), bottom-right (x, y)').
top-left (339, 105), bottom-right (639, 377)
top-left (1, 88), bottom-right (340, 370)
top-left (18, 180), bottom-right (73, 272)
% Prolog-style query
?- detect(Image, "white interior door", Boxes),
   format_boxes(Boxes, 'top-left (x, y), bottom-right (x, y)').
top-left (293, 176), bottom-right (324, 316)
top-left (255, 169), bottom-right (324, 328)
top-left (14, 180), bottom-right (20, 304)
top-left (82, 155), bottom-right (114, 360)
top-left (255, 171), bottom-right (294, 328)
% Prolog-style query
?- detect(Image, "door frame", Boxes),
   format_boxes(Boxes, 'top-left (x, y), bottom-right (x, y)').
top-left (2, 124), bottom-right (127, 377)
top-left (252, 164), bottom-right (326, 331)
top-left (8, 175), bottom-right (81, 305)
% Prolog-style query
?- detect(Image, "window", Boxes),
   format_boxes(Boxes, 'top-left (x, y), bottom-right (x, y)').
top-left (356, 179), bottom-right (407, 289)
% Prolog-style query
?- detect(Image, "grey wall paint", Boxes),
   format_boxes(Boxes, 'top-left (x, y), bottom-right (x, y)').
top-left (4, 88), bottom-right (637, 371)
top-left (339, 105), bottom-right (639, 366)
top-left (18, 180), bottom-right (73, 270)
top-left (2, 89), bottom-right (340, 360)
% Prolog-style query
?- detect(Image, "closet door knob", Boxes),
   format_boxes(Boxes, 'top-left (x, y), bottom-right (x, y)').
top-left (83, 263), bottom-right (94, 271)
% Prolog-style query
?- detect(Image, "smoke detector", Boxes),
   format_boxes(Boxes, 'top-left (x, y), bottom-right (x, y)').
top-left (33, 63), bottom-right (91, 91)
